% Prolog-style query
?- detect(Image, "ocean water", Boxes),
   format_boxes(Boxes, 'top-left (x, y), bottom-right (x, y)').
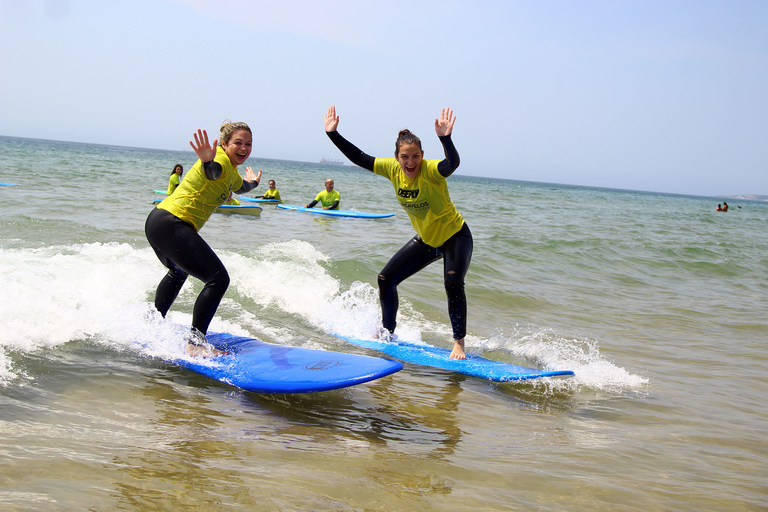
top-left (1, 135), bottom-right (766, 511)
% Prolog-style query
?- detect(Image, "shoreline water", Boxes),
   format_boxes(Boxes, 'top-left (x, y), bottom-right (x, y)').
top-left (1, 135), bottom-right (766, 510)
top-left (2, 134), bottom-right (764, 201)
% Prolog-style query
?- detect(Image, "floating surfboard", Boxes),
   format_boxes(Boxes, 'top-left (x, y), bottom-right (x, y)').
top-left (153, 189), bottom-right (167, 194)
top-left (277, 204), bottom-right (394, 219)
top-left (151, 199), bottom-right (262, 216)
top-left (239, 196), bottom-right (281, 204)
top-left (165, 332), bottom-right (403, 393)
top-left (214, 204), bottom-right (262, 216)
top-left (0, 182), bottom-right (20, 186)
top-left (336, 334), bottom-right (574, 382)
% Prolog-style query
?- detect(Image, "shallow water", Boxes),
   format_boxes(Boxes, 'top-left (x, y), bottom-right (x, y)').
top-left (1, 136), bottom-right (766, 510)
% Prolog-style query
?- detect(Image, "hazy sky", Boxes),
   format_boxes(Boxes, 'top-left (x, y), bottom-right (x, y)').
top-left (1, 0), bottom-right (766, 196)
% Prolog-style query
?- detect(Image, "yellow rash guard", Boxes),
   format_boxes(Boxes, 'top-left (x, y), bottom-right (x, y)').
top-left (263, 188), bottom-right (281, 202)
top-left (314, 189), bottom-right (340, 209)
top-left (374, 157), bottom-right (464, 247)
top-left (166, 173), bottom-right (180, 194)
top-left (158, 146), bottom-right (244, 231)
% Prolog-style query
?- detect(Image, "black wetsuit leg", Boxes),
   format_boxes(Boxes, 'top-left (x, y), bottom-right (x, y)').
top-left (441, 223), bottom-right (473, 340)
top-left (144, 207), bottom-right (230, 334)
top-left (378, 236), bottom-right (442, 334)
top-left (378, 223), bottom-right (473, 339)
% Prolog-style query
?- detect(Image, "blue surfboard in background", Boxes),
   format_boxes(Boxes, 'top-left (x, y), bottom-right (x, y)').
top-left (277, 204), bottom-right (394, 219)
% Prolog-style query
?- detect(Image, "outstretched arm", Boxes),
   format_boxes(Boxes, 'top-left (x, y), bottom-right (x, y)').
top-left (435, 108), bottom-right (460, 177)
top-left (324, 105), bottom-right (375, 172)
top-left (235, 167), bottom-right (261, 194)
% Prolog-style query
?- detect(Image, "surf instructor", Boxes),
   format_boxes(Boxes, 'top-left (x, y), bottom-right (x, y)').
top-left (145, 122), bottom-right (261, 357)
top-left (323, 105), bottom-right (473, 359)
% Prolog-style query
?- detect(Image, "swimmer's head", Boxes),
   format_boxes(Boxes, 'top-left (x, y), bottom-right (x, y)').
top-left (395, 129), bottom-right (424, 177)
top-left (219, 120), bottom-right (253, 166)
top-left (219, 120), bottom-right (252, 146)
top-left (395, 129), bottom-right (422, 156)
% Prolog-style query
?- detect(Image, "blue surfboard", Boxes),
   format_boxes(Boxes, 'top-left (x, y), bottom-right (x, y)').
top-left (337, 335), bottom-right (574, 382)
top-left (239, 196), bottom-right (281, 204)
top-left (0, 182), bottom-right (20, 186)
top-left (168, 332), bottom-right (403, 393)
top-left (277, 204), bottom-right (394, 219)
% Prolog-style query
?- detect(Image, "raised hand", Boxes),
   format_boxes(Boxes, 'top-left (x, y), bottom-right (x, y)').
top-left (434, 108), bottom-right (456, 137)
top-left (189, 129), bottom-right (218, 162)
top-left (324, 105), bottom-right (340, 132)
top-left (244, 166), bottom-right (261, 184)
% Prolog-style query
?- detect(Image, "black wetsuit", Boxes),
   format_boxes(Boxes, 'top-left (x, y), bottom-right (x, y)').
top-left (145, 159), bottom-right (257, 335)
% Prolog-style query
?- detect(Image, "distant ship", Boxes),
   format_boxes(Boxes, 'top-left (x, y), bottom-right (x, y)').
top-left (319, 158), bottom-right (344, 165)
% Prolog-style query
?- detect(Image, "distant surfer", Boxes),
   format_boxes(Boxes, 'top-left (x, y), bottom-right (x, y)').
top-left (145, 122), bottom-right (261, 357)
top-left (323, 105), bottom-right (472, 359)
top-left (255, 179), bottom-right (282, 202)
top-left (166, 164), bottom-right (183, 194)
top-left (305, 178), bottom-right (340, 210)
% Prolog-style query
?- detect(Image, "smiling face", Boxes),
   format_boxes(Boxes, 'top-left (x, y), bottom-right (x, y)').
top-left (396, 143), bottom-right (424, 178)
top-left (324, 179), bottom-right (334, 192)
top-left (221, 129), bottom-right (252, 166)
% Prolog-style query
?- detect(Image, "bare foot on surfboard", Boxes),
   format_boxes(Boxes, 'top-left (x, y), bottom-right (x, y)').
top-left (373, 327), bottom-right (393, 342)
top-left (185, 328), bottom-right (228, 357)
top-left (449, 339), bottom-right (466, 360)
top-left (185, 343), bottom-right (227, 358)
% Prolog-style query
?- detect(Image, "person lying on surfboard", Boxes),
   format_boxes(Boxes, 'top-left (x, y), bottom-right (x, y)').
top-left (254, 179), bottom-right (282, 202)
top-left (145, 122), bottom-right (261, 357)
top-left (323, 105), bottom-right (473, 359)
top-left (305, 178), bottom-right (340, 210)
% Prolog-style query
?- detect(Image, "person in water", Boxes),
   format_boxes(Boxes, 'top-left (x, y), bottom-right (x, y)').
top-left (256, 179), bottom-right (282, 202)
top-left (145, 121), bottom-right (261, 356)
top-left (324, 105), bottom-right (472, 359)
top-left (305, 178), bottom-right (340, 210)
top-left (167, 164), bottom-right (183, 194)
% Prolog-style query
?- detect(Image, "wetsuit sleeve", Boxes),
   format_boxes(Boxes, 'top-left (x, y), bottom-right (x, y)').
top-left (437, 135), bottom-right (460, 178)
top-left (307, 200), bottom-right (319, 208)
top-left (326, 131), bottom-right (375, 172)
top-left (202, 160), bottom-right (257, 193)
top-left (235, 180), bottom-right (258, 194)
top-left (203, 160), bottom-right (223, 180)
top-left (329, 200), bottom-right (340, 210)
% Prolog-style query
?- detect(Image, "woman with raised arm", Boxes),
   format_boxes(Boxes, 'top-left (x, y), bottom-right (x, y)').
top-left (324, 105), bottom-right (473, 359)
top-left (145, 121), bottom-right (262, 356)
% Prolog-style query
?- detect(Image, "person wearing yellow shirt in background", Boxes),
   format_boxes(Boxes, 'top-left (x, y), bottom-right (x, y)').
top-left (255, 179), bottom-right (282, 202)
top-left (305, 178), bottom-right (340, 210)
top-left (166, 164), bottom-right (183, 194)
top-left (323, 105), bottom-right (472, 360)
